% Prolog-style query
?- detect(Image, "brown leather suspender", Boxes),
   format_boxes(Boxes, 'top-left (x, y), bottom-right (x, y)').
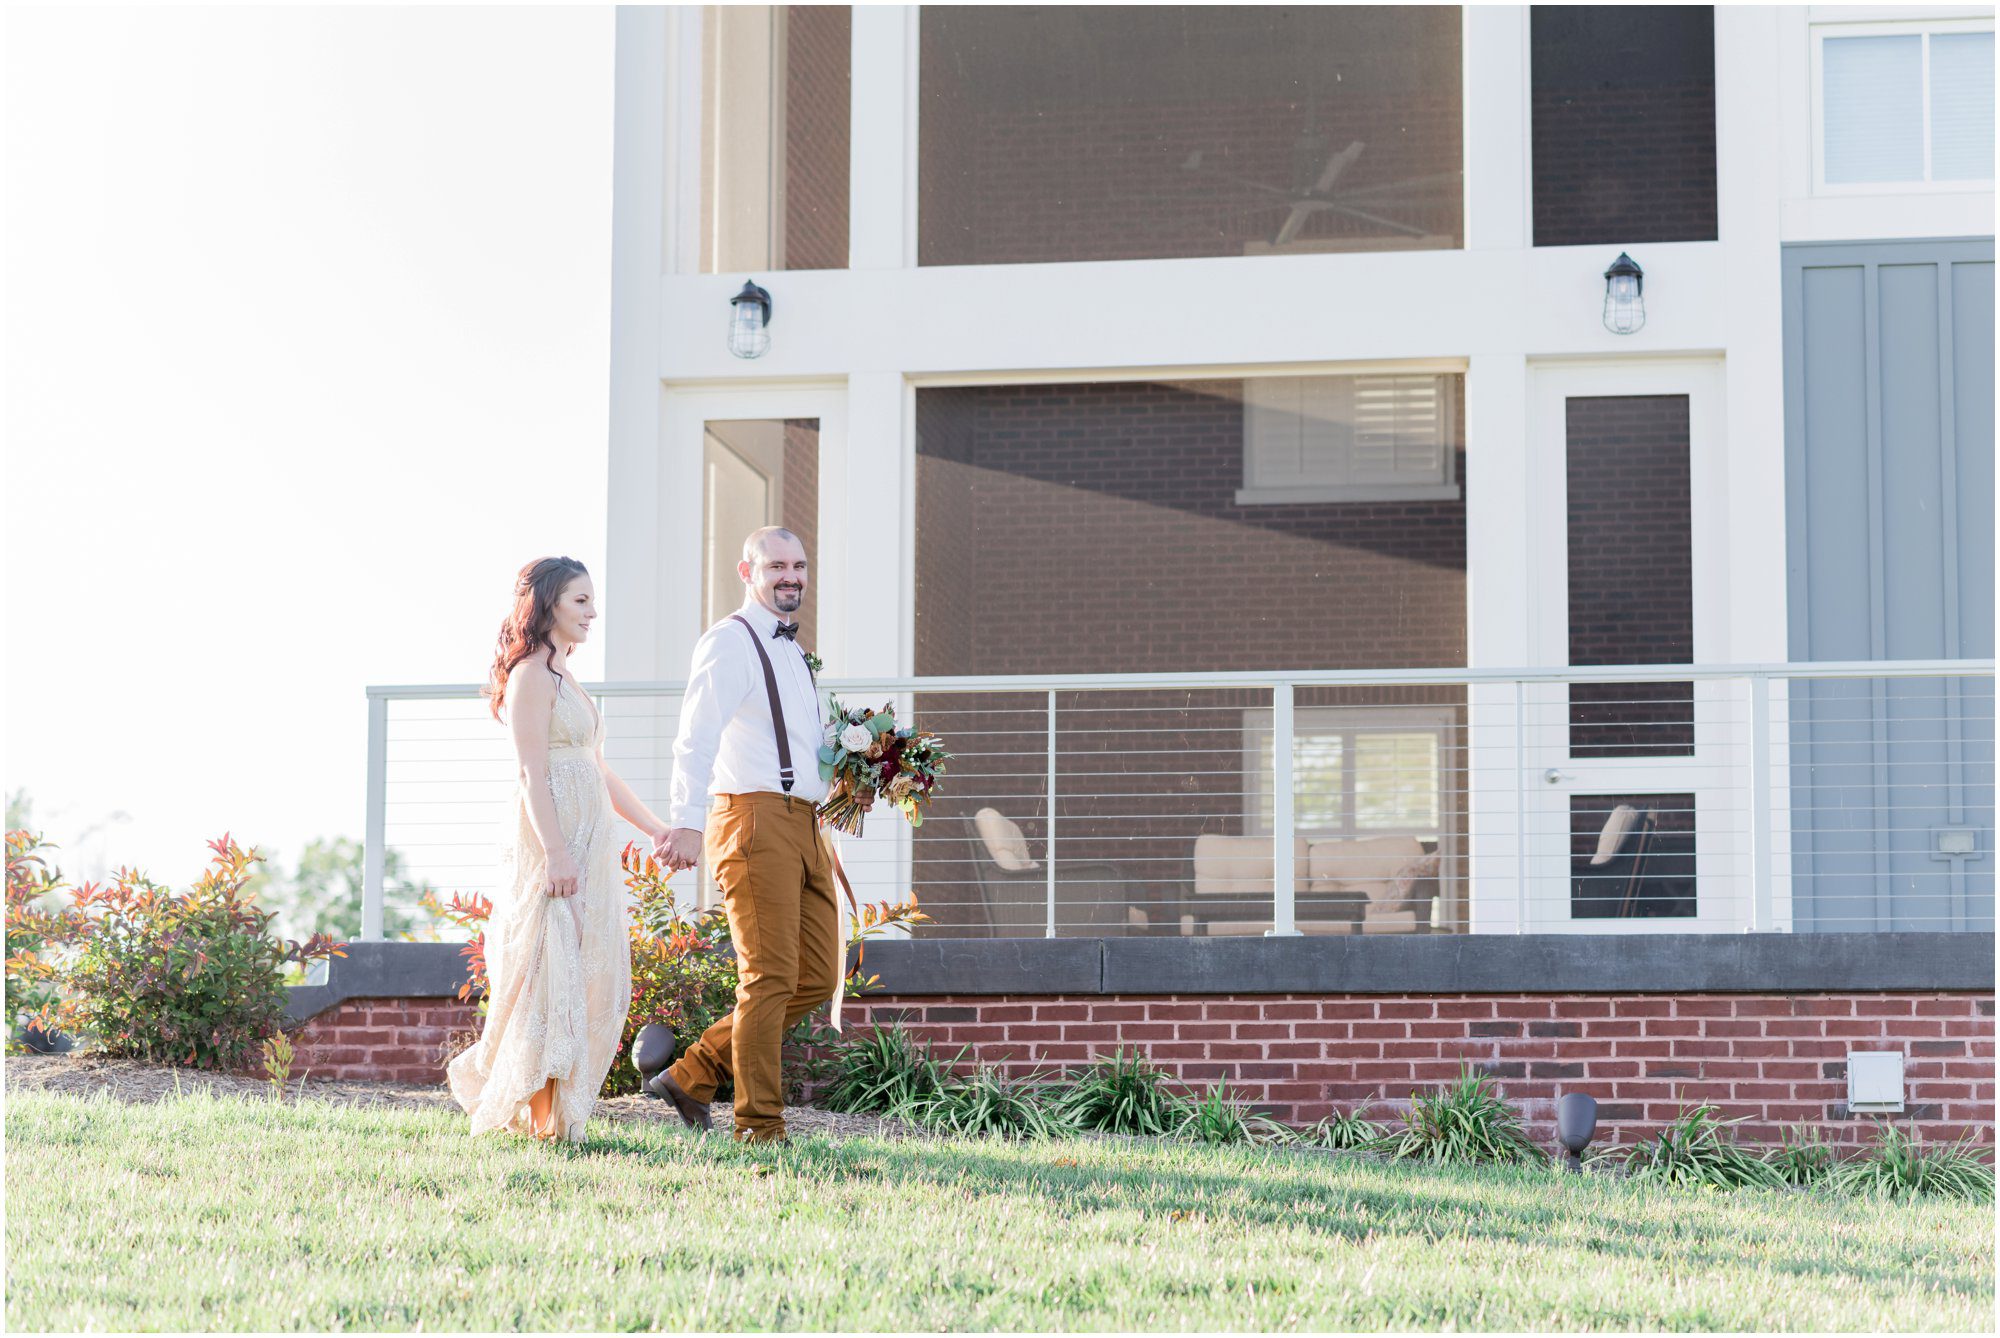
top-left (729, 614), bottom-right (795, 796)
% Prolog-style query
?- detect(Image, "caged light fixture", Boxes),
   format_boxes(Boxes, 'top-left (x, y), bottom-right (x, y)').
top-left (1602, 252), bottom-right (1645, 335)
top-left (728, 280), bottom-right (773, 359)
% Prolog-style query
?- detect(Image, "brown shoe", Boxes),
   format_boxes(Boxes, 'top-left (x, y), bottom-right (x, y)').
top-left (642, 1070), bottom-right (714, 1131)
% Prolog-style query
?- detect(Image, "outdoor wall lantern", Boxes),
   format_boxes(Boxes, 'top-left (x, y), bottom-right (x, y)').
top-left (1556, 1092), bottom-right (1599, 1173)
top-left (728, 279), bottom-right (773, 359)
top-left (1602, 253), bottom-right (1645, 335)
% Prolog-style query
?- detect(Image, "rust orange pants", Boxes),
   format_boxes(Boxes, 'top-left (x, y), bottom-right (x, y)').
top-left (666, 792), bottom-right (839, 1141)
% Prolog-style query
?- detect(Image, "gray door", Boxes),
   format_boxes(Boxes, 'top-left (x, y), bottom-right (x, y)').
top-left (1783, 239), bottom-right (1994, 932)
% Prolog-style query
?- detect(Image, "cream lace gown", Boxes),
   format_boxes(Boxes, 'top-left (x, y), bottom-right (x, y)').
top-left (448, 677), bottom-right (630, 1141)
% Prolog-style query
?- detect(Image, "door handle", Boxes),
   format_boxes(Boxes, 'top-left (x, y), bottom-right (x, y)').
top-left (1543, 768), bottom-right (1572, 785)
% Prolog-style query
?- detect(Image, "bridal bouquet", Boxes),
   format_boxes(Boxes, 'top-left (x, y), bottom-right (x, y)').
top-left (816, 699), bottom-right (950, 837)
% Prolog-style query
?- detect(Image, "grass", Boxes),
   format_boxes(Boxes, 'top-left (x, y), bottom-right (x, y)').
top-left (7, 1090), bottom-right (1994, 1332)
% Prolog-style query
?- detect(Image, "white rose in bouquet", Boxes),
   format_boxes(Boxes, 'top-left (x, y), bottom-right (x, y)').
top-left (839, 723), bottom-right (874, 752)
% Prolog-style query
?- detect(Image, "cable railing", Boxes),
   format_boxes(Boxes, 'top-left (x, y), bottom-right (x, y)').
top-left (361, 660), bottom-right (1994, 940)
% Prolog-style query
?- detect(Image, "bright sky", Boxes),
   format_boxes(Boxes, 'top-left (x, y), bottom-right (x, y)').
top-left (4, 5), bottom-right (617, 886)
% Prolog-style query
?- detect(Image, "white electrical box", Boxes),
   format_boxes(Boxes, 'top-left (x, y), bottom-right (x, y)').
top-left (1847, 1050), bottom-right (1905, 1113)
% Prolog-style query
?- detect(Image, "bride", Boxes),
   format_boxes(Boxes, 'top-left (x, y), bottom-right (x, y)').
top-left (448, 556), bottom-right (666, 1141)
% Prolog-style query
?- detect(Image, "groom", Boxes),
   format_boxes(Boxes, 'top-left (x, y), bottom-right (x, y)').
top-left (648, 525), bottom-right (842, 1143)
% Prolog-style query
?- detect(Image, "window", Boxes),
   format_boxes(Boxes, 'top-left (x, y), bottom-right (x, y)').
top-left (1239, 374), bottom-right (1460, 504)
top-left (1817, 22), bottom-right (1995, 190)
top-left (1244, 708), bottom-right (1450, 837)
top-left (1530, 6), bottom-right (1717, 246)
top-left (1570, 794), bottom-right (1695, 919)
top-left (918, 6), bottom-right (1463, 266)
top-left (699, 5), bottom-right (850, 272)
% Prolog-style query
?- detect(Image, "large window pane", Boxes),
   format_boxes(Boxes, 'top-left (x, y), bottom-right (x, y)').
top-left (1565, 396), bottom-right (1694, 757)
top-left (1531, 6), bottom-right (1717, 246)
top-left (701, 5), bottom-right (849, 272)
top-left (918, 6), bottom-right (1463, 266)
top-left (1823, 35), bottom-right (1924, 185)
top-left (1932, 32), bottom-right (1996, 182)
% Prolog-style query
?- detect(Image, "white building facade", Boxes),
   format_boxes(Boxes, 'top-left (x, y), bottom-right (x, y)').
top-left (591, 5), bottom-right (1994, 941)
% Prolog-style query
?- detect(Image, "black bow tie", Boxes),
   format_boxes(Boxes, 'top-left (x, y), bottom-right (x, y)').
top-left (772, 622), bottom-right (799, 641)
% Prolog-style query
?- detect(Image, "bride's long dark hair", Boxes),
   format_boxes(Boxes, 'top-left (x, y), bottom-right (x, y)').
top-left (487, 556), bottom-right (588, 720)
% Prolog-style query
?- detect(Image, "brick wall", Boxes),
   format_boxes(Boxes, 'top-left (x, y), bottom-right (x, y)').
top-left (294, 997), bottom-right (482, 1084)
top-left (783, 4), bottom-right (849, 271)
top-left (909, 378), bottom-right (1469, 934)
top-left (918, 7), bottom-right (1463, 265)
top-left (782, 417), bottom-right (820, 651)
top-left (850, 991), bottom-right (1998, 1147)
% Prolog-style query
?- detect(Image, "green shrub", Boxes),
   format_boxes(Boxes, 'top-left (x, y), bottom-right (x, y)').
top-left (1052, 1048), bottom-right (1184, 1137)
top-left (897, 1064), bottom-right (1074, 1140)
top-left (1766, 1124), bottom-right (1836, 1188)
top-left (5, 830), bottom-right (67, 1045)
top-left (1619, 1104), bottom-right (1788, 1191)
top-left (1380, 1066), bottom-right (1542, 1166)
top-left (1297, 1104), bottom-right (1388, 1152)
top-left (1828, 1123), bottom-right (1994, 1201)
top-left (1172, 1086), bottom-right (1288, 1147)
top-left (818, 1024), bottom-right (958, 1115)
top-left (18, 836), bottom-right (344, 1070)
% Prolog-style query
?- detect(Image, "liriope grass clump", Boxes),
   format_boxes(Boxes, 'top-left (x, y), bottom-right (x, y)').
top-left (1380, 1066), bottom-right (1542, 1166)
top-left (816, 1024), bottom-right (957, 1115)
top-left (1829, 1123), bottom-right (1994, 1201)
top-left (895, 1064), bottom-right (1075, 1140)
top-left (1618, 1104), bottom-right (1788, 1191)
top-left (1766, 1123), bottom-right (1836, 1189)
top-left (1296, 1104), bottom-right (1388, 1152)
top-left (1172, 1085), bottom-right (1290, 1147)
top-left (1051, 1048), bottom-right (1183, 1137)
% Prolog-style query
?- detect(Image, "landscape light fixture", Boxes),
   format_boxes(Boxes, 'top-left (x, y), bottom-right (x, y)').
top-left (631, 1023), bottom-right (675, 1082)
top-left (1556, 1091), bottom-right (1598, 1173)
top-left (1602, 253), bottom-right (1645, 335)
top-left (728, 280), bottom-right (773, 359)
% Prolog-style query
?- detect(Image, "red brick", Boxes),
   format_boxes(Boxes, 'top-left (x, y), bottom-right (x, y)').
top-left (1375, 1002), bottom-right (1434, 1020)
top-left (1036, 1004), bottom-right (1090, 1021)
top-left (1260, 1003), bottom-right (1320, 1021)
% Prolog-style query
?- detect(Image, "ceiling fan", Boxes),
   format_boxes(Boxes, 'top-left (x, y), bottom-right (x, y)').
top-left (1179, 94), bottom-right (1460, 246)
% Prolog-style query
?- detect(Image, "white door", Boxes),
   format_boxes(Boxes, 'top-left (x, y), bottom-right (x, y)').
top-left (1518, 360), bottom-right (1747, 932)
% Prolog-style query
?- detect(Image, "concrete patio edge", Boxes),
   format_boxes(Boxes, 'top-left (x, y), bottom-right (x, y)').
top-left (288, 933), bottom-right (1994, 1021)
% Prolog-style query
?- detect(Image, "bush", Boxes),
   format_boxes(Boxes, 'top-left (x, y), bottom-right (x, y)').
top-left (818, 1023), bottom-right (957, 1115)
top-left (1297, 1104), bottom-right (1388, 1152)
top-left (1052, 1048), bottom-right (1184, 1137)
top-left (1828, 1123), bottom-right (1994, 1201)
top-left (1172, 1086), bottom-right (1288, 1147)
top-left (1767, 1124), bottom-right (1836, 1189)
top-left (424, 844), bottom-right (928, 1099)
top-left (1619, 1104), bottom-right (1788, 1192)
top-left (14, 836), bottom-right (344, 1070)
top-left (897, 1064), bottom-right (1074, 1140)
top-left (1380, 1066), bottom-right (1542, 1166)
top-left (5, 830), bottom-right (67, 1045)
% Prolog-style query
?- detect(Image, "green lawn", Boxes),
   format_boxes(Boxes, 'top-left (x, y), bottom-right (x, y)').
top-left (6, 1090), bottom-right (1992, 1332)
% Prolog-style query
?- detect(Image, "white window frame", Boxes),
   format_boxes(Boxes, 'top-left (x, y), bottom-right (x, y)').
top-left (1236, 372), bottom-right (1462, 506)
top-left (1241, 705), bottom-right (1456, 840)
top-left (1811, 16), bottom-right (1996, 196)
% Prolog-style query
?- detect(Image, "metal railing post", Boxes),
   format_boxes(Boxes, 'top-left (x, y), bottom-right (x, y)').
top-left (362, 692), bottom-right (388, 941)
top-left (1748, 672), bottom-right (1774, 933)
top-left (1045, 690), bottom-right (1058, 939)
top-left (1270, 682), bottom-right (1300, 936)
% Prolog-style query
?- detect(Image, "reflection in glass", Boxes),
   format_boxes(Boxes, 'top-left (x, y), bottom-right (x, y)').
top-left (701, 5), bottom-right (850, 272)
top-left (919, 5), bottom-right (1462, 265)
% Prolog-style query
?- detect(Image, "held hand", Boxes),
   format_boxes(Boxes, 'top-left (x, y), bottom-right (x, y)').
top-left (544, 851), bottom-right (582, 899)
top-left (661, 827), bottom-right (704, 873)
top-left (857, 790), bottom-right (876, 813)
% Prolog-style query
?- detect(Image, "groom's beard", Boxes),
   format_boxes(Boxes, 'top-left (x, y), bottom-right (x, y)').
top-left (773, 585), bottom-right (803, 612)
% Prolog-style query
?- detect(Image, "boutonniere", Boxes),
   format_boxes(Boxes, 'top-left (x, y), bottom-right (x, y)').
top-left (803, 650), bottom-right (823, 674)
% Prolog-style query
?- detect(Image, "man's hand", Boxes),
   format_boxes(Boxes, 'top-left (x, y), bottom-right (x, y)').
top-left (659, 827), bottom-right (704, 873)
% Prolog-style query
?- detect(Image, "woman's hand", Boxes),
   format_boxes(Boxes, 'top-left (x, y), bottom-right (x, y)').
top-left (545, 850), bottom-right (582, 898)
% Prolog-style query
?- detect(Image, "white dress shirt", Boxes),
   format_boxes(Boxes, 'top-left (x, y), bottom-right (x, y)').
top-left (669, 597), bottom-right (828, 831)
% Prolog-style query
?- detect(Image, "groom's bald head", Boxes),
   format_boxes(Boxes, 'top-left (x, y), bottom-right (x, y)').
top-left (741, 526), bottom-right (802, 566)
